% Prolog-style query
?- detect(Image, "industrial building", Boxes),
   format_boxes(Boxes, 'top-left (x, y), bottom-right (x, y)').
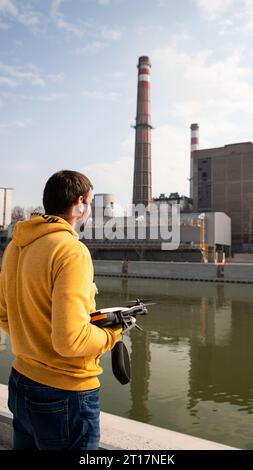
top-left (0, 187), bottom-right (13, 251)
top-left (0, 188), bottom-right (13, 230)
top-left (191, 131), bottom-right (253, 250)
top-left (153, 192), bottom-right (193, 213)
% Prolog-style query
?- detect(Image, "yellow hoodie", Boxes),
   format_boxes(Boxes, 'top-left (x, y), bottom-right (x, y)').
top-left (0, 215), bottom-right (122, 391)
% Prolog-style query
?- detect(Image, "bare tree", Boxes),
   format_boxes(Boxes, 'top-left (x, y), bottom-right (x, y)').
top-left (26, 206), bottom-right (44, 218)
top-left (11, 206), bottom-right (25, 223)
top-left (26, 206), bottom-right (45, 219)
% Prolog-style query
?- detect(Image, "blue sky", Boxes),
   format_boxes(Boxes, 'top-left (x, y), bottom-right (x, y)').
top-left (1, 0), bottom-right (253, 210)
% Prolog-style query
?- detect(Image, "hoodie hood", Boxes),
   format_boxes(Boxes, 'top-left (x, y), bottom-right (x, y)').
top-left (12, 215), bottom-right (78, 247)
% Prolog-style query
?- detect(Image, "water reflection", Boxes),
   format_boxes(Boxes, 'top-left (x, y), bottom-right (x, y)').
top-left (120, 278), bottom-right (129, 301)
top-left (188, 298), bottom-right (253, 415)
top-left (128, 329), bottom-right (151, 422)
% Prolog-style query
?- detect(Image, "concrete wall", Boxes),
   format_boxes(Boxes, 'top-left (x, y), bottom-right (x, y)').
top-left (94, 260), bottom-right (217, 280)
top-left (224, 264), bottom-right (253, 282)
top-left (94, 260), bottom-right (122, 275)
top-left (94, 260), bottom-right (253, 283)
top-left (127, 261), bottom-right (217, 280)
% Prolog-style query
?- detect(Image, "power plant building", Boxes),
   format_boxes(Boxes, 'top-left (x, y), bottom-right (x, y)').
top-left (191, 139), bottom-right (253, 249)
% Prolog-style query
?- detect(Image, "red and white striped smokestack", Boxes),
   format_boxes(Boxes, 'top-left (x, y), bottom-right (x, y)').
top-left (190, 123), bottom-right (199, 152)
top-left (190, 123), bottom-right (199, 199)
top-left (132, 56), bottom-right (152, 207)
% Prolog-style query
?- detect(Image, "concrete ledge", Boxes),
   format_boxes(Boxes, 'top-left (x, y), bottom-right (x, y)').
top-left (0, 384), bottom-right (236, 450)
top-left (99, 412), bottom-right (236, 450)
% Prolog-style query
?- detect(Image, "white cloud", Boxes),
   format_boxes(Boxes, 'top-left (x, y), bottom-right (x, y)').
top-left (0, 76), bottom-right (17, 87)
top-left (75, 41), bottom-right (105, 55)
top-left (46, 72), bottom-right (65, 82)
top-left (0, 0), bottom-right (42, 33)
top-left (18, 11), bottom-right (40, 26)
top-left (0, 62), bottom-right (45, 86)
top-left (82, 90), bottom-right (121, 101)
top-left (0, 90), bottom-right (67, 103)
top-left (152, 124), bottom-right (189, 197)
top-left (51, 0), bottom-right (62, 16)
top-left (135, 24), bottom-right (163, 36)
top-left (38, 92), bottom-right (67, 102)
top-left (81, 135), bottom-right (134, 206)
top-left (80, 125), bottom-right (191, 206)
top-left (82, 155), bottom-right (133, 205)
top-left (153, 45), bottom-right (253, 112)
top-left (239, 0), bottom-right (253, 32)
top-left (51, 0), bottom-right (122, 42)
top-left (194, 0), bottom-right (253, 35)
top-left (54, 16), bottom-right (85, 37)
top-left (0, 0), bottom-right (17, 16)
top-left (194, 0), bottom-right (236, 18)
top-left (151, 42), bottom-right (253, 157)
top-left (0, 119), bottom-right (32, 129)
top-left (0, 62), bottom-right (65, 88)
top-left (51, 0), bottom-right (86, 38)
top-left (100, 26), bottom-right (122, 40)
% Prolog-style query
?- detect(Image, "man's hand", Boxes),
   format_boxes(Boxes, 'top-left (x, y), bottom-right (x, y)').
top-left (122, 316), bottom-right (136, 333)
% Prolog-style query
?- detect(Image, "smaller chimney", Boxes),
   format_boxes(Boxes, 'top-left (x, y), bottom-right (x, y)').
top-left (190, 123), bottom-right (199, 152)
top-left (189, 123), bottom-right (199, 200)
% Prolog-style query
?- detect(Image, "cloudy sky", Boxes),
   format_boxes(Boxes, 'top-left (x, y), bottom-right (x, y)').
top-left (1, 0), bottom-right (253, 209)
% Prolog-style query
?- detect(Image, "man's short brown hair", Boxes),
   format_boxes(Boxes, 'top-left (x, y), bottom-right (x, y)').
top-left (43, 170), bottom-right (93, 215)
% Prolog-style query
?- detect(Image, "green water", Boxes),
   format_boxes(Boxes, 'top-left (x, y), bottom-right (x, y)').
top-left (1, 277), bottom-right (253, 449)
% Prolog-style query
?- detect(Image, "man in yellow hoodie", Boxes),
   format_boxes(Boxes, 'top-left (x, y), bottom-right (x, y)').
top-left (0, 170), bottom-right (122, 450)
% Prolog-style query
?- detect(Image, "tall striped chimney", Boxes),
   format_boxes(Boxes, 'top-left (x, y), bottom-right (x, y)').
top-left (190, 123), bottom-right (199, 199)
top-left (132, 56), bottom-right (152, 207)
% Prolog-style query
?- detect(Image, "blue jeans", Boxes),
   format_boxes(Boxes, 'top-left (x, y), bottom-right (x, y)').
top-left (8, 368), bottom-right (100, 450)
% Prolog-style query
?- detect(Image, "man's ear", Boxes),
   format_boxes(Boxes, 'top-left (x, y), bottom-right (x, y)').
top-left (76, 195), bottom-right (84, 205)
top-left (72, 198), bottom-right (85, 217)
